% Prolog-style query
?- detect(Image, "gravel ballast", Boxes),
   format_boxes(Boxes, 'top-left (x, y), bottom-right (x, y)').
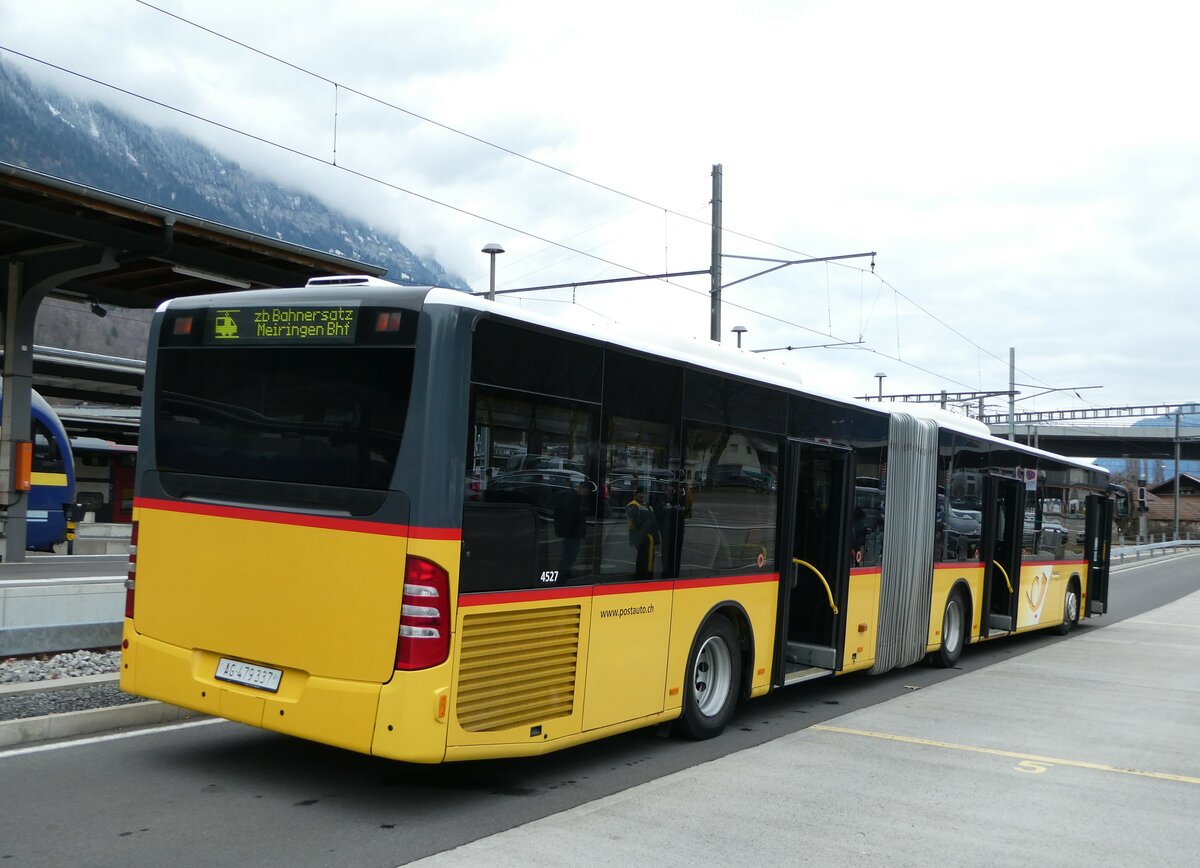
top-left (0, 648), bottom-right (138, 723)
top-left (0, 648), bottom-right (121, 684)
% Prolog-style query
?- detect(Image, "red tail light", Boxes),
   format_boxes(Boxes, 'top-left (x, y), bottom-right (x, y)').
top-left (374, 311), bottom-right (403, 332)
top-left (124, 521), bottom-right (139, 619)
top-left (395, 556), bottom-right (450, 670)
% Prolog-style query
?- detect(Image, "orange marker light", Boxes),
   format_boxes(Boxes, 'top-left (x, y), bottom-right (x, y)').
top-left (14, 441), bottom-right (32, 491)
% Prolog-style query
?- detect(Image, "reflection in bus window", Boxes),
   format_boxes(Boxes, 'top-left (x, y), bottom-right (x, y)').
top-left (156, 346), bottom-right (409, 490)
top-left (853, 485), bottom-right (884, 568)
top-left (599, 416), bottom-right (675, 580)
top-left (677, 424), bottom-right (779, 578)
top-left (461, 388), bottom-right (599, 592)
top-left (935, 436), bottom-right (986, 563)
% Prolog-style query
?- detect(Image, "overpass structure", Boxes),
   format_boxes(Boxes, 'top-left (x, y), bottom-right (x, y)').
top-left (984, 424), bottom-right (1200, 461)
top-left (981, 403), bottom-right (1200, 461)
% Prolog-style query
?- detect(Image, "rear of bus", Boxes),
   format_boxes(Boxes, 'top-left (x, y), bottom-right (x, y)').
top-left (121, 280), bottom-right (467, 763)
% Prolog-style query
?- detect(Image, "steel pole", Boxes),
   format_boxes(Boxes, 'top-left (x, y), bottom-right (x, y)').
top-left (1175, 411), bottom-right (1181, 540)
top-left (710, 164), bottom-right (722, 342)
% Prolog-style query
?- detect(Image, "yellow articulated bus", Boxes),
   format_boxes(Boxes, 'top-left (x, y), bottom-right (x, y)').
top-left (121, 276), bottom-right (1121, 763)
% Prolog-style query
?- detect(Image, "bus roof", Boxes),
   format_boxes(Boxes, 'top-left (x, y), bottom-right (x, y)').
top-left (426, 289), bottom-right (1104, 476)
top-left (158, 279), bottom-right (1104, 478)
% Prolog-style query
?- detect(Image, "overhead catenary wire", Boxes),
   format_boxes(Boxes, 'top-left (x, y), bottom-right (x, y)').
top-left (0, 44), bottom-right (656, 284)
top-left (130, 0), bottom-right (873, 270)
top-left (4, 11), bottom-right (1065, 401)
top-left (102, 6), bottom-right (1070, 396)
top-left (15, 41), bottom-right (926, 375)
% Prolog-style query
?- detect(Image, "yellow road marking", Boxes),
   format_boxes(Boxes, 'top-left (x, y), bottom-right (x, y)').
top-left (813, 724), bottom-right (1200, 785)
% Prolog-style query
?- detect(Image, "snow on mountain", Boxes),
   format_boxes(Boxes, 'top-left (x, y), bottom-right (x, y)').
top-left (0, 60), bottom-right (470, 291)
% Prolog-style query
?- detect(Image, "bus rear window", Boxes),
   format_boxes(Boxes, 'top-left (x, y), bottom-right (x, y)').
top-left (154, 345), bottom-right (412, 491)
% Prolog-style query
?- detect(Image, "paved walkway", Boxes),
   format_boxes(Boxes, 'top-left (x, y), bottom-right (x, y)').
top-left (414, 590), bottom-right (1200, 867)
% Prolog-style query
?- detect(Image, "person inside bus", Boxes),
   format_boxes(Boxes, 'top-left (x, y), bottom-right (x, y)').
top-left (554, 479), bottom-right (591, 579)
top-left (626, 487), bottom-right (660, 579)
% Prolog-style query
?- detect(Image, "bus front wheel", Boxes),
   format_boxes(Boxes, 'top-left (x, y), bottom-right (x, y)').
top-left (1053, 582), bottom-right (1080, 636)
top-left (674, 613), bottom-right (741, 740)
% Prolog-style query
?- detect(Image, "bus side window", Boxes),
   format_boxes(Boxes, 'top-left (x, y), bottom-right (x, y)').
top-left (32, 420), bottom-right (64, 473)
top-left (677, 424), bottom-right (779, 578)
top-left (460, 386), bottom-right (600, 592)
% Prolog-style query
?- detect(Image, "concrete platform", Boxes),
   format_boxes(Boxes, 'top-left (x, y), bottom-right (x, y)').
top-left (415, 590), bottom-right (1200, 867)
top-left (0, 573), bottom-right (124, 655)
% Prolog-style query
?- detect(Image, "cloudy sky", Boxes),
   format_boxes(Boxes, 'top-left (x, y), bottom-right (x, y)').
top-left (2, 0), bottom-right (1197, 419)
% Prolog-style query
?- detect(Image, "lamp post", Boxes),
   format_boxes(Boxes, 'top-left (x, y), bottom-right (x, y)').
top-left (481, 242), bottom-right (505, 301)
top-left (875, 372), bottom-right (887, 400)
top-left (731, 325), bottom-right (747, 348)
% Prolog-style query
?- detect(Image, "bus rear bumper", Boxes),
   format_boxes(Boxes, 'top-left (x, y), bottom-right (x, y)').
top-left (121, 621), bottom-right (447, 761)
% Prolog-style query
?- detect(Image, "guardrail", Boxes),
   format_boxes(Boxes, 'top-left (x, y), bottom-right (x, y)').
top-left (1113, 539), bottom-right (1200, 563)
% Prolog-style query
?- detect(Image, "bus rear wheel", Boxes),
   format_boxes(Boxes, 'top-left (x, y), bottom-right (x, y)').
top-left (934, 590), bottom-right (966, 668)
top-left (1053, 582), bottom-right (1080, 635)
top-left (674, 614), bottom-right (741, 740)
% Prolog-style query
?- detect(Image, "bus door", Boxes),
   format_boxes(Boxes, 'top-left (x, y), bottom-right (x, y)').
top-left (777, 440), bottom-right (852, 683)
top-left (981, 475), bottom-right (1025, 635)
top-left (1084, 493), bottom-right (1112, 615)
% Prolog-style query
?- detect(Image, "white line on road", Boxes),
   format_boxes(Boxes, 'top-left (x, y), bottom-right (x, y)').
top-left (0, 717), bottom-right (226, 760)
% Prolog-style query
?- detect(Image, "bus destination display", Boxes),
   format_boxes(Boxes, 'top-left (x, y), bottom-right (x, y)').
top-left (207, 304), bottom-right (360, 344)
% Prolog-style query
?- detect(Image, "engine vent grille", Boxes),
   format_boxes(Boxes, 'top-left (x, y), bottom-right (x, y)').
top-left (456, 605), bottom-right (581, 732)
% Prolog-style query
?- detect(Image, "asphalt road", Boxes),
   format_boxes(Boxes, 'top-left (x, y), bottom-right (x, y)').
top-left (1, 552), bottom-right (1196, 868)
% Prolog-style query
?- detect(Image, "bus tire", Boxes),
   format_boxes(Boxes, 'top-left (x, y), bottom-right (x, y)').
top-left (934, 589), bottom-right (967, 668)
top-left (1053, 581), bottom-right (1080, 636)
top-left (673, 613), bottom-right (741, 740)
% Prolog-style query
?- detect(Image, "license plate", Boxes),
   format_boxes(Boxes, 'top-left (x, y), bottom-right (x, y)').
top-left (214, 657), bottom-right (283, 693)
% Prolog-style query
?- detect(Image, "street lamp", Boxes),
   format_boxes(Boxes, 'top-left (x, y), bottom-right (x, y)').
top-left (875, 372), bottom-right (887, 400)
top-left (731, 325), bottom-right (747, 348)
top-left (481, 242), bottom-right (505, 301)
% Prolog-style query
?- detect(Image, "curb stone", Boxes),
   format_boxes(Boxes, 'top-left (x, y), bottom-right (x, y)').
top-left (0, 699), bottom-right (205, 748)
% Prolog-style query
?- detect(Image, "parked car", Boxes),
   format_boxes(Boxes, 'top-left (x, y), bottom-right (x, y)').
top-left (714, 464), bottom-right (776, 492)
top-left (503, 453), bottom-right (587, 475)
top-left (855, 486), bottom-right (885, 530)
top-left (938, 493), bottom-right (981, 557)
top-left (486, 469), bottom-right (596, 512)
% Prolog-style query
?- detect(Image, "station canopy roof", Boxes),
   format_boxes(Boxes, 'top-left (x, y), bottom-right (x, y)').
top-left (1, 162), bottom-right (390, 445)
top-left (0, 161), bottom-right (387, 310)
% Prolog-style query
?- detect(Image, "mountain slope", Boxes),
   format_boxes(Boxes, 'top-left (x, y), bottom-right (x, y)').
top-left (0, 60), bottom-right (469, 290)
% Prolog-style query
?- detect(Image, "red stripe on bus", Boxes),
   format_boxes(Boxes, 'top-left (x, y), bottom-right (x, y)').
top-left (673, 573), bottom-right (779, 590)
top-left (849, 566), bottom-right (880, 576)
top-left (459, 586), bottom-right (591, 607)
top-left (133, 497), bottom-right (460, 540)
top-left (593, 580), bottom-right (674, 596)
